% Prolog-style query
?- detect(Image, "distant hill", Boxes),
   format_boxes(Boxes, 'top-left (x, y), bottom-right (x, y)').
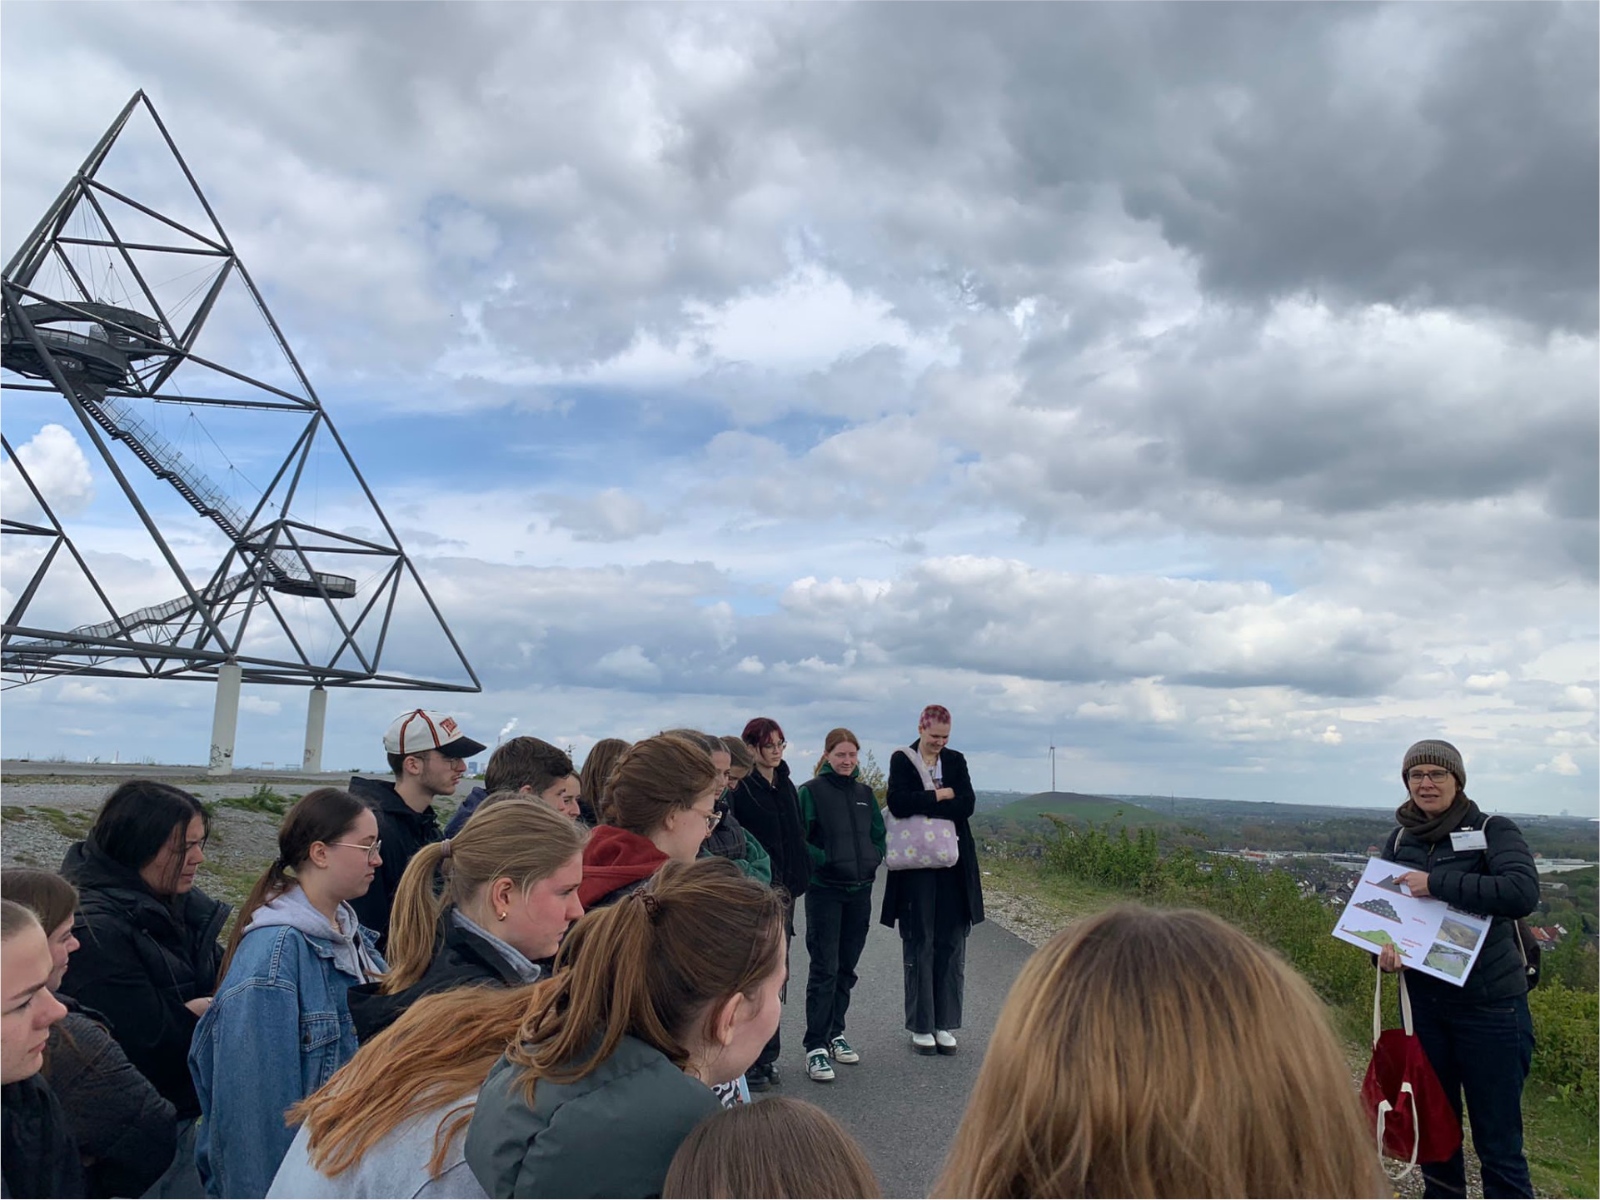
top-left (988, 791), bottom-right (1166, 827)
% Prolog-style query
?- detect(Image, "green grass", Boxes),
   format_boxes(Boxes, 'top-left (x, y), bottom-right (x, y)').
top-left (981, 852), bottom-right (1132, 931)
top-left (214, 784), bottom-right (296, 815)
top-left (1, 805), bottom-right (29, 822)
top-left (32, 807), bottom-right (93, 841)
top-left (1525, 1080), bottom-right (1600, 1198)
top-left (988, 791), bottom-right (1167, 826)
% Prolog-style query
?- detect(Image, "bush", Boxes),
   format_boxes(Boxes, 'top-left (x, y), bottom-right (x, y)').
top-left (1528, 983), bottom-right (1600, 1120)
top-left (1037, 819), bottom-right (1600, 1104)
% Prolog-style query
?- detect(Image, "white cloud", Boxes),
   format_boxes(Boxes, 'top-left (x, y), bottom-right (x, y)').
top-left (1, 424), bottom-right (94, 523)
top-left (595, 644), bottom-right (662, 683)
top-left (1537, 752), bottom-right (1581, 777)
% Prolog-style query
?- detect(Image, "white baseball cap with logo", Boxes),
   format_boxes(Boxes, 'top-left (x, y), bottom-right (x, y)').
top-left (384, 710), bottom-right (487, 760)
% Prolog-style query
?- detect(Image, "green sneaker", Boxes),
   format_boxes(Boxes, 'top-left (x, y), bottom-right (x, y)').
top-left (828, 1036), bottom-right (860, 1065)
top-left (806, 1049), bottom-right (835, 1082)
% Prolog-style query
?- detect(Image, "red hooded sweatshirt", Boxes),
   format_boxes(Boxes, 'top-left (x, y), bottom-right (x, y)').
top-left (579, 825), bottom-right (669, 909)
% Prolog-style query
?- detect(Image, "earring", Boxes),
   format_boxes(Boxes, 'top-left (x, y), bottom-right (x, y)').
top-left (497, 911), bottom-right (507, 921)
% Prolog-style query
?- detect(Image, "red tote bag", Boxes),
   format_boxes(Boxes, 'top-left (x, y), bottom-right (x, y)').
top-left (1359, 969), bottom-right (1462, 1178)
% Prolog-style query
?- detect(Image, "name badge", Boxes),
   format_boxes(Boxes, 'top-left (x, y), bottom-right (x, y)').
top-left (1450, 829), bottom-right (1489, 852)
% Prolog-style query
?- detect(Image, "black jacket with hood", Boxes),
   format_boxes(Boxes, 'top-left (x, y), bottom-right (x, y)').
top-left (346, 775), bottom-right (444, 948)
top-left (732, 759), bottom-right (810, 903)
top-left (57, 839), bottom-right (228, 1118)
top-left (347, 909), bottom-right (531, 1042)
top-left (1384, 798), bottom-right (1539, 1006)
top-left (43, 995), bottom-right (177, 1198)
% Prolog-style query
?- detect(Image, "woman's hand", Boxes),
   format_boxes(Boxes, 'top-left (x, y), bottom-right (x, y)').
top-left (1378, 945), bottom-right (1405, 973)
top-left (184, 996), bottom-right (213, 1018)
top-left (1398, 870), bottom-right (1431, 898)
top-left (935, 787), bottom-right (955, 802)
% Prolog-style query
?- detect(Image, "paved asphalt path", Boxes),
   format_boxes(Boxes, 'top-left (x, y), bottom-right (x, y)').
top-left (762, 874), bottom-right (1038, 1199)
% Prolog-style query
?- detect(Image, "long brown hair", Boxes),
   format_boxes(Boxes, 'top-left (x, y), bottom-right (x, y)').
top-left (580, 738), bottom-right (631, 821)
top-left (602, 734), bottom-right (717, 833)
top-left (508, 857), bottom-right (783, 1103)
top-left (218, 788), bottom-right (370, 982)
top-left (813, 727), bottom-right (859, 776)
top-left (663, 1097), bottom-right (881, 1198)
top-left (288, 982), bottom-right (537, 1180)
top-left (1, 869), bottom-right (78, 935)
top-left (934, 906), bottom-right (1382, 1198)
top-left (383, 799), bottom-right (587, 993)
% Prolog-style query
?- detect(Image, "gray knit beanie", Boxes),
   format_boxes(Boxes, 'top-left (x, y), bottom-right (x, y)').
top-left (1402, 739), bottom-right (1466, 789)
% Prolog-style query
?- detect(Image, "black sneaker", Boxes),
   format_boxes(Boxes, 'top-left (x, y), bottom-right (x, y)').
top-left (765, 1062), bottom-right (781, 1087)
top-left (746, 1063), bottom-right (773, 1092)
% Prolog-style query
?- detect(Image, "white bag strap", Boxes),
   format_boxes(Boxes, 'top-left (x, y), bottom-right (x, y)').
top-left (894, 745), bottom-right (938, 793)
top-left (1373, 961), bottom-right (1415, 1045)
top-left (1376, 1084), bottom-right (1422, 1181)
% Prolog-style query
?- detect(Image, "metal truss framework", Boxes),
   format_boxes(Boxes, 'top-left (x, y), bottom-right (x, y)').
top-left (2, 91), bottom-right (480, 694)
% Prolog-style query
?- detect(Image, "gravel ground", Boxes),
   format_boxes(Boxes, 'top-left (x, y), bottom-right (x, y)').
top-left (1, 771), bottom-right (470, 912)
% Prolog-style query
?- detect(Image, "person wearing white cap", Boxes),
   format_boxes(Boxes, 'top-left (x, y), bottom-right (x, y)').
top-left (348, 710), bottom-right (486, 949)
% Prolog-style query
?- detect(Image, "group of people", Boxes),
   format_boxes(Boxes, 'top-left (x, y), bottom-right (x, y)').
top-left (0, 719), bottom-right (1541, 1199)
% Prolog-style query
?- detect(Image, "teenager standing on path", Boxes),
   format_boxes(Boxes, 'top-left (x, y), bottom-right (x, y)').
top-left (58, 780), bottom-right (226, 1197)
top-left (730, 718), bottom-right (809, 1091)
top-left (348, 710), bottom-right (487, 950)
top-left (190, 789), bottom-right (386, 1199)
top-left (881, 705), bottom-right (984, 1056)
top-left (1377, 739), bottom-right (1540, 1200)
top-left (798, 728), bottom-right (884, 1083)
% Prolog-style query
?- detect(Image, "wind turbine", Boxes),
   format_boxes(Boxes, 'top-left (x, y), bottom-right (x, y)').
top-left (1049, 740), bottom-right (1057, 794)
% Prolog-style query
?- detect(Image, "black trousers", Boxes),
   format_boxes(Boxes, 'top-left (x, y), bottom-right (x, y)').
top-left (755, 913), bottom-right (795, 1070)
top-left (897, 867), bottom-right (970, 1034)
top-left (803, 884), bottom-right (872, 1052)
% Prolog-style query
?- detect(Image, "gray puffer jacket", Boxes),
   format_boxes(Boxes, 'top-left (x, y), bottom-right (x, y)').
top-left (1386, 801), bottom-right (1539, 1005)
top-left (464, 1034), bottom-right (719, 1198)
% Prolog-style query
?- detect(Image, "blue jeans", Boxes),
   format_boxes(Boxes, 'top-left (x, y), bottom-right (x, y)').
top-left (1411, 992), bottom-right (1535, 1199)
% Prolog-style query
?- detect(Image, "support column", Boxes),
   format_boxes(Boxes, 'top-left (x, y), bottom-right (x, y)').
top-left (303, 686), bottom-right (328, 773)
top-left (207, 661), bottom-right (242, 776)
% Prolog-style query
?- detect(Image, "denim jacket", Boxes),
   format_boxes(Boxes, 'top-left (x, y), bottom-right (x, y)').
top-left (190, 888), bottom-right (384, 1199)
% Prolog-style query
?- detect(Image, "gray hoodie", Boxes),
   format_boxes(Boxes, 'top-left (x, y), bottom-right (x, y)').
top-left (245, 887), bottom-right (384, 984)
top-left (268, 1095), bottom-right (486, 1199)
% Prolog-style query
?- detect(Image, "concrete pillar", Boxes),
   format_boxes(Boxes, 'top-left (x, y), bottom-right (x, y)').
top-left (303, 686), bottom-right (328, 773)
top-left (207, 661), bottom-right (242, 776)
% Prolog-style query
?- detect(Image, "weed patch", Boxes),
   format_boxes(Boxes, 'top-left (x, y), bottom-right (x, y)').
top-left (215, 784), bottom-right (295, 816)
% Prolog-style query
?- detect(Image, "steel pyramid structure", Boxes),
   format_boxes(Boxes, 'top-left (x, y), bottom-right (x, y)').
top-left (2, 92), bottom-right (480, 694)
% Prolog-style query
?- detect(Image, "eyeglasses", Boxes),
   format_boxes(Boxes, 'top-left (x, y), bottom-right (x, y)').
top-left (696, 808), bottom-right (723, 833)
top-left (1407, 770), bottom-right (1453, 785)
top-left (329, 839), bottom-right (383, 863)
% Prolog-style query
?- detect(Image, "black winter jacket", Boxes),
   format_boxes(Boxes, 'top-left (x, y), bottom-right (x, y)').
top-left (346, 775), bottom-right (444, 949)
top-left (799, 768), bottom-right (885, 891)
top-left (348, 910), bottom-right (530, 1042)
top-left (880, 743), bottom-right (985, 930)
top-left (43, 996), bottom-right (176, 1198)
top-left (1385, 800), bottom-right (1539, 1005)
top-left (731, 761), bottom-right (810, 904)
top-left (1, 1075), bottom-right (86, 1199)
top-left (57, 840), bottom-right (228, 1118)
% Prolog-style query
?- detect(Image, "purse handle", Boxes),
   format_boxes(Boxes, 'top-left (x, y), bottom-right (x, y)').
top-left (1371, 965), bottom-right (1414, 1046)
top-left (1374, 1084), bottom-right (1422, 1181)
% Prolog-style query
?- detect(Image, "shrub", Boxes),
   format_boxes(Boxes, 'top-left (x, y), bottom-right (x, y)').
top-left (1528, 983), bottom-right (1600, 1120)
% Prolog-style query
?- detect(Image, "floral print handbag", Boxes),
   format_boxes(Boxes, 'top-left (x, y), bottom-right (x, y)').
top-left (885, 747), bottom-right (960, 870)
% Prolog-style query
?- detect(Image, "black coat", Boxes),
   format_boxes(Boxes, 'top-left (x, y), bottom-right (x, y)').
top-left (732, 760), bottom-right (810, 903)
top-left (347, 910), bottom-right (528, 1042)
top-left (1, 1075), bottom-right (86, 1199)
top-left (346, 775), bottom-right (444, 949)
top-left (880, 743), bottom-right (985, 930)
top-left (1385, 801), bottom-right (1539, 1005)
top-left (43, 997), bottom-right (176, 1198)
top-left (57, 840), bottom-right (228, 1118)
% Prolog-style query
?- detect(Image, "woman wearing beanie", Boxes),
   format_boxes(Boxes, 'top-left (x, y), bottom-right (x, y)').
top-left (1377, 739), bottom-right (1539, 1199)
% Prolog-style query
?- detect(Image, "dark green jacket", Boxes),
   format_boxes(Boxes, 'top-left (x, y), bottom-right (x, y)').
top-left (464, 1034), bottom-right (720, 1198)
top-left (798, 764), bottom-right (886, 893)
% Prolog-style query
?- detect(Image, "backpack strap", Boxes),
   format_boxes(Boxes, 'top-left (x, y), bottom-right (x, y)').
top-left (1383, 825), bottom-right (1402, 861)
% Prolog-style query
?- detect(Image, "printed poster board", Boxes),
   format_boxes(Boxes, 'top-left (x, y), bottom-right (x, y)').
top-left (1331, 857), bottom-right (1492, 986)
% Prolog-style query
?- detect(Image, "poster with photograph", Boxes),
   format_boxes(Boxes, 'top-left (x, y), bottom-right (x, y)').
top-left (1331, 858), bottom-right (1493, 986)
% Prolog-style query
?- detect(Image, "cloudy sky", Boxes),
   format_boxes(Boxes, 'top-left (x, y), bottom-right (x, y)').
top-left (3, 2), bottom-right (1596, 815)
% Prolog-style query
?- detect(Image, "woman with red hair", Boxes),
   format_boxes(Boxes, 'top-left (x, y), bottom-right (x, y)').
top-left (880, 705), bottom-right (984, 1056)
